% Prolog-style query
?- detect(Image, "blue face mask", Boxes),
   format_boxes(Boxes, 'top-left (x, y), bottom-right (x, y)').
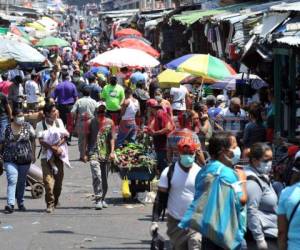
top-left (231, 147), bottom-right (241, 165)
top-left (180, 155), bottom-right (195, 168)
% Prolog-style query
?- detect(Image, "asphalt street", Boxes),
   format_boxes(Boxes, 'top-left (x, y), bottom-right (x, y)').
top-left (0, 140), bottom-right (156, 250)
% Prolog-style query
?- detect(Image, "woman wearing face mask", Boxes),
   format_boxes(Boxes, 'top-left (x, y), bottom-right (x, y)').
top-left (0, 109), bottom-right (36, 213)
top-left (181, 132), bottom-right (246, 249)
top-left (245, 143), bottom-right (278, 250)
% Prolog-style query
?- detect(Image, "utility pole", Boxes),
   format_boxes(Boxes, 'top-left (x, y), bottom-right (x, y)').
top-left (5, 0), bottom-right (9, 15)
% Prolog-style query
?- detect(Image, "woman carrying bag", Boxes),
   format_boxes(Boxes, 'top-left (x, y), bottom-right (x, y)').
top-left (0, 108), bottom-right (36, 213)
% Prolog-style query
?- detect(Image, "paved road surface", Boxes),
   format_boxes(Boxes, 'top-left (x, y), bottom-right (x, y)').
top-left (0, 140), bottom-right (155, 250)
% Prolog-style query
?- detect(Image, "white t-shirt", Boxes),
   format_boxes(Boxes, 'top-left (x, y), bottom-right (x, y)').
top-left (25, 80), bottom-right (40, 103)
top-left (159, 162), bottom-right (201, 220)
top-left (122, 98), bottom-right (140, 120)
top-left (36, 118), bottom-right (65, 159)
top-left (170, 85), bottom-right (188, 111)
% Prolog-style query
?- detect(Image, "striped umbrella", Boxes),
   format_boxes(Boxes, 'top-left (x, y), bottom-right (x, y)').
top-left (165, 54), bottom-right (236, 82)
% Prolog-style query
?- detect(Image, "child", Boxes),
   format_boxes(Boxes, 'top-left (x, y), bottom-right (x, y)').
top-left (42, 126), bottom-right (71, 174)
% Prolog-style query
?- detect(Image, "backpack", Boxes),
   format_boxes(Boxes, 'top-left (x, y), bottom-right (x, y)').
top-left (160, 163), bottom-right (175, 221)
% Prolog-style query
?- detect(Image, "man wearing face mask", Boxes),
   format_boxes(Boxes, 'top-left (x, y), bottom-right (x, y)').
top-left (36, 103), bottom-right (68, 213)
top-left (151, 138), bottom-right (202, 250)
top-left (244, 143), bottom-right (278, 250)
top-left (101, 75), bottom-right (125, 126)
top-left (88, 102), bottom-right (115, 210)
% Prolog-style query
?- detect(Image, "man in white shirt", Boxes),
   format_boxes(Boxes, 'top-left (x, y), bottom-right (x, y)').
top-left (151, 138), bottom-right (202, 250)
top-left (170, 85), bottom-right (189, 127)
top-left (36, 103), bottom-right (68, 213)
top-left (25, 73), bottom-right (40, 111)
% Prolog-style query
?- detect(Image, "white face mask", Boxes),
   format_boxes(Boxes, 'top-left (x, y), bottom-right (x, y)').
top-left (15, 116), bottom-right (25, 125)
top-left (231, 147), bottom-right (241, 165)
top-left (257, 161), bottom-right (272, 175)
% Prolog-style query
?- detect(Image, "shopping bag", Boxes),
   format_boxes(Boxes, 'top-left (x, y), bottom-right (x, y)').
top-left (179, 166), bottom-right (246, 250)
top-left (122, 177), bottom-right (131, 199)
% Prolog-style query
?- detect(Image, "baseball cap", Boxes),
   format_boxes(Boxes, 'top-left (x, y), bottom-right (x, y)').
top-left (177, 138), bottom-right (198, 154)
top-left (98, 101), bottom-right (106, 108)
top-left (217, 95), bottom-right (226, 103)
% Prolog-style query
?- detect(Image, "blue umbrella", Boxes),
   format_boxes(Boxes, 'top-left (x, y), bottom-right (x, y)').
top-left (165, 54), bottom-right (194, 70)
top-left (130, 71), bottom-right (145, 84)
top-left (90, 66), bottom-right (110, 77)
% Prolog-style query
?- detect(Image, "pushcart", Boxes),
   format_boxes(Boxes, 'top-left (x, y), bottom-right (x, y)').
top-left (119, 166), bottom-right (156, 199)
top-left (26, 164), bottom-right (44, 199)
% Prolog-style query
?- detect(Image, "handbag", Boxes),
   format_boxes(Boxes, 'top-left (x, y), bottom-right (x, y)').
top-left (179, 165), bottom-right (246, 250)
top-left (14, 139), bottom-right (33, 165)
top-left (121, 177), bottom-right (131, 199)
top-left (13, 123), bottom-right (33, 165)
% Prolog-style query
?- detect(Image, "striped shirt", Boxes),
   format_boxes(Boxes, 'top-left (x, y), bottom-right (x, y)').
top-left (217, 107), bottom-right (247, 135)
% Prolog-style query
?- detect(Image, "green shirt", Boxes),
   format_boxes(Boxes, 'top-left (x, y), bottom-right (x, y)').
top-left (101, 84), bottom-right (125, 111)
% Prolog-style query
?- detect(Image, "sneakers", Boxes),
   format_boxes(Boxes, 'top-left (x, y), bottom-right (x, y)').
top-left (4, 205), bottom-right (14, 214)
top-left (46, 207), bottom-right (54, 213)
top-left (18, 205), bottom-right (27, 212)
top-left (102, 200), bottom-right (108, 208)
top-left (95, 201), bottom-right (103, 210)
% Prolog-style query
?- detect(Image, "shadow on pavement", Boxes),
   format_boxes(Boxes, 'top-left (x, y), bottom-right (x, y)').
top-left (42, 230), bottom-right (75, 234)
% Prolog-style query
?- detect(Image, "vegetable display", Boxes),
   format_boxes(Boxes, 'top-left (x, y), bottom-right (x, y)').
top-left (114, 143), bottom-right (156, 170)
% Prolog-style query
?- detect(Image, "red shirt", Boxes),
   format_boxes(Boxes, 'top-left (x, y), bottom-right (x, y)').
top-left (0, 81), bottom-right (13, 96)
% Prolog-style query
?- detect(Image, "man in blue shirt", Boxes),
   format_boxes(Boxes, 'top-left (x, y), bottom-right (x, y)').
top-left (52, 73), bottom-right (78, 138)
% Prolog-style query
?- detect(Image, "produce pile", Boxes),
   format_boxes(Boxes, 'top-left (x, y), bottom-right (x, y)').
top-left (114, 143), bottom-right (156, 170)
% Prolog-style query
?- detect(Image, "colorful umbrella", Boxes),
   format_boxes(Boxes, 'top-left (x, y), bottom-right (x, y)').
top-left (111, 39), bottom-right (160, 58)
top-left (0, 38), bottom-right (46, 70)
top-left (210, 73), bottom-right (268, 90)
top-left (158, 69), bottom-right (194, 88)
top-left (115, 28), bottom-right (142, 38)
top-left (89, 48), bottom-right (160, 68)
top-left (35, 36), bottom-right (69, 48)
top-left (165, 54), bottom-right (236, 81)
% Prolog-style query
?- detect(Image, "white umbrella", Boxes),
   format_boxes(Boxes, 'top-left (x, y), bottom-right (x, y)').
top-left (0, 38), bottom-right (46, 70)
top-left (210, 73), bottom-right (268, 90)
top-left (89, 48), bottom-right (160, 68)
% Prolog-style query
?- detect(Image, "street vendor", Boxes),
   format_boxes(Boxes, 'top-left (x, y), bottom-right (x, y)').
top-left (88, 102), bottom-right (116, 210)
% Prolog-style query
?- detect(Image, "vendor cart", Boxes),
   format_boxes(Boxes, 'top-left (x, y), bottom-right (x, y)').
top-left (114, 141), bottom-right (156, 199)
top-left (119, 166), bottom-right (156, 199)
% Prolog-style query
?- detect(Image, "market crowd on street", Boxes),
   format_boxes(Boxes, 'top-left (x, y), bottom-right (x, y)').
top-left (1, 1), bottom-right (300, 250)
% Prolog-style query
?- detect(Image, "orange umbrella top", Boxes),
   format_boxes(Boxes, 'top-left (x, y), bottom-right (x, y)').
top-left (115, 28), bottom-right (143, 38)
top-left (111, 38), bottom-right (160, 58)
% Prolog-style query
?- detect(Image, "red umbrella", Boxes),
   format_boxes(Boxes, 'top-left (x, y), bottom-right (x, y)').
top-left (115, 28), bottom-right (143, 38)
top-left (111, 38), bottom-right (160, 58)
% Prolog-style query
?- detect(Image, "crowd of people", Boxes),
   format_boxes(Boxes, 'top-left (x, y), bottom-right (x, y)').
top-left (0, 13), bottom-right (299, 250)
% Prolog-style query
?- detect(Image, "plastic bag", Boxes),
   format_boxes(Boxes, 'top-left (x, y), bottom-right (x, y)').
top-left (122, 177), bottom-right (131, 199)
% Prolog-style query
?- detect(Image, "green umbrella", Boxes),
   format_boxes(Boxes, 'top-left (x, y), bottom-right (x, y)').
top-left (35, 36), bottom-right (69, 48)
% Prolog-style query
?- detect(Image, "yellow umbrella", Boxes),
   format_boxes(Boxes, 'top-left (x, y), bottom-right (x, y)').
top-left (26, 22), bottom-right (46, 31)
top-left (157, 69), bottom-right (193, 88)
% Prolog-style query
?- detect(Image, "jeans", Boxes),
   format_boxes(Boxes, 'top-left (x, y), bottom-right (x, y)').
top-left (116, 120), bottom-right (137, 147)
top-left (4, 162), bottom-right (30, 206)
top-left (90, 160), bottom-right (109, 201)
top-left (0, 115), bottom-right (9, 141)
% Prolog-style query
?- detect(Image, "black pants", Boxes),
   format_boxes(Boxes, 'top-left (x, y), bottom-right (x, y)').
top-left (57, 104), bottom-right (73, 126)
